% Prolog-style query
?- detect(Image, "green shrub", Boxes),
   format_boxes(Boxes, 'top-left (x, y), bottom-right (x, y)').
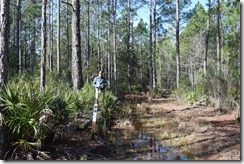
top-left (0, 74), bottom-right (117, 159)
top-left (175, 72), bottom-right (209, 105)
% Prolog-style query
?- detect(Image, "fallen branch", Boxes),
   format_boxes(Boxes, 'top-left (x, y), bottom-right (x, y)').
top-left (31, 149), bottom-right (51, 160)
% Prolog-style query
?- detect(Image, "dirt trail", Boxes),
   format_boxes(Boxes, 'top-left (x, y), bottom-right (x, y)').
top-left (42, 95), bottom-right (240, 160)
top-left (119, 94), bottom-right (240, 160)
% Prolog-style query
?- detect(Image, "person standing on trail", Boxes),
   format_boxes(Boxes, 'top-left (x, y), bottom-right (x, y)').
top-left (93, 70), bottom-right (106, 101)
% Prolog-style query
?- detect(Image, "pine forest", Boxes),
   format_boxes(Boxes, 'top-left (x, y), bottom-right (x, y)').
top-left (0, 0), bottom-right (240, 160)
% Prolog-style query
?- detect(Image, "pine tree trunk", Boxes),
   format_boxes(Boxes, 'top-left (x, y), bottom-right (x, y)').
top-left (107, 0), bottom-right (111, 89)
top-left (176, 0), bottom-right (180, 89)
top-left (16, 0), bottom-right (21, 74)
top-left (66, 0), bottom-right (70, 71)
top-left (0, 0), bottom-right (10, 88)
top-left (216, 0), bottom-right (221, 76)
top-left (0, 0), bottom-right (10, 159)
top-left (149, 0), bottom-right (153, 100)
top-left (153, 0), bottom-right (157, 91)
top-left (126, 0), bottom-right (131, 92)
top-left (51, 0), bottom-right (54, 71)
top-left (71, 0), bottom-right (83, 90)
top-left (40, 0), bottom-right (47, 91)
top-left (204, 0), bottom-right (211, 76)
top-left (112, 0), bottom-right (117, 95)
top-left (140, 38), bottom-right (143, 89)
top-left (216, 0), bottom-right (222, 110)
top-left (57, 0), bottom-right (60, 76)
top-left (30, 24), bottom-right (36, 74)
top-left (48, 0), bottom-right (52, 72)
top-left (87, 0), bottom-right (90, 74)
top-left (190, 58), bottom-right (194, 87)
top-left (158, 48), bottom-right (162, 90)
top-left (97, 0), bottom-right (101, 70)
top-left (23, 35), bottom-right (27, 70)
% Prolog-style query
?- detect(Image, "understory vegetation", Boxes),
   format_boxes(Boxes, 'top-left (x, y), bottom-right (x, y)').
top-left (173, 69), bottom-right (240, 116)
top-left (0, 74), bottom-right (117, 159)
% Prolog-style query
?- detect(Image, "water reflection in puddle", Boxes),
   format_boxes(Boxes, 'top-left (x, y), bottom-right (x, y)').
top-left (109, 130), bottom-right (188, 160)
top-left (108, 104), bottom-right (189, 160)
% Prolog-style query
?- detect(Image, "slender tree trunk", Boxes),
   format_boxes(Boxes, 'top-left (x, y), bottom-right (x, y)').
top-left (153, 0), bottom-right (157, 91)
top-left (71, 0), bottom-right (83, 90)
top-left (149, 0), bottom-right (153, 100)
top-left (176, 0), bottom-right (180, 89)
top-left (28, 25), bottom-right (31, 72)
top-left (97, 0), bottom-right (101, 70)
top-left (158, 48), bottom-right (162, 90)
top-left (107, 0), bottom-right (111, 89)
top-left (30, 23), bottom-right (36, 74)
top-left (12, 4), bottom-right (16, 54)
top-left (47, 0), bottom-right (52, 72)
top-left (0, 0), bottom-right (10, 158)
top-left (87, 0), bottom-right (90, 73)
top-left (101, 40), bottom-right (104, 71)
top-left (112, 0), bottom-right (117, 95)
top-left (57, 0), bottom-right (60, 76)
top-left (216, 0), bottom-right (221, 76)
top-left (50, 0), bottom-right (53, 71)
top-left (40, 0), bottom-right (47, 91)
top-left (130, 2), bottom-right (134, 46)
top-left (216, 0), bottom-right (222, 110)
top-left (66, 0), bottom-right (70, 70)
top-left (16, 0), bottom-right (21, 74)
top-left (46, 0), bottom-right (49, 70)
top-left (18, 21), bottom-right (22, 74)
top-left (204, 0), bottom-right (211, 76)
top-left (140, 37), bottom-right (143, 89)
top-left (87, 1), bottom-right (90, 68)
top-left (23, 35), bottom-right (27, 70)
top-left (126, 0), bottom-right (131, 92)
top-left (190, 57), bottom-right (194, 87)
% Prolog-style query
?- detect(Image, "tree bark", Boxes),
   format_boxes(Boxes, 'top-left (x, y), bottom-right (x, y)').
top-left (153, 0), bottom-right (157, 91)
top-left (71, 0), bottom-right (83, 90)
top-left (140, 36), bottom-right (143, 89)
top-left (87, 0), bottom-right (90, 73)
top-left (51, 0), bottom-right (54, 71)
top-left (126, 0), bottom-right (131, 92)
top-left (204, 0), bottom-right (211, 76)
top-left (149, 0), bottom-right (153, 99)
top-left (57, 0), bottom-right (60, 76)
top-left (0, 0), bottom-right (10, 158)
top-left (97, 0), bottom-right (101, 70)
top-left (107, 0), bottom-right (111, 89)
top-left (66, 0), bottom-right (70, 70)
top-left (176, 0), bottom-right (180, 89)
top-left (112, 0), bottom-right (117, 95)
top-left (30, 23), bottom-right (36, 74)
top-left (216, 0), bottom-right (221, 76)
top-left (0, 0), bottom-right (10, 88)
top-left (16, 0), bottom-right (21, 74)
top-left (48, 0), bottom-right (53, 72)
top-left (40, 0), bottom-right (47, 91)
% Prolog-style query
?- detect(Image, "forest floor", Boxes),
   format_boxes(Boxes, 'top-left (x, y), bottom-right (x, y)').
top-left (42, 94), bottom-right (241, 161)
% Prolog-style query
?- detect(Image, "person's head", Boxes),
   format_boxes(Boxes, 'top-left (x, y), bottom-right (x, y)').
top-left (98, 70), bottom-right (104, 78)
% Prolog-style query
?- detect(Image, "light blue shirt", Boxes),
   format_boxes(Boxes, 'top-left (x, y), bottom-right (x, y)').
top-left (93, 76), bottom-right (106, 89)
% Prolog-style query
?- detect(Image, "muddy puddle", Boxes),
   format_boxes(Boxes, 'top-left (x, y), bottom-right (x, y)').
top-left (106, 102), bottom-right (190, 160)
top-left (107, 130), bottom-right (188, 160)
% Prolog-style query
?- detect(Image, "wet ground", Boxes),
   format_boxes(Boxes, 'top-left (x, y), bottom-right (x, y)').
top-left (42, 94), bottom-right (240, 160)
